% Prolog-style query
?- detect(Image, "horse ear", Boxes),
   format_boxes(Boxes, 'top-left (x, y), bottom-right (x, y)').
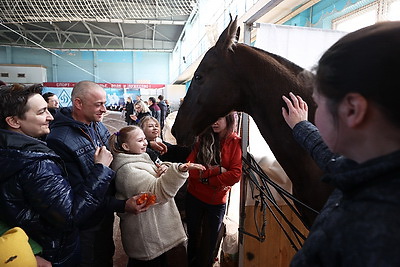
top-left (235, 26), bottom-right (240, 43)
top-left (215, 15), bottom-right (239, 53)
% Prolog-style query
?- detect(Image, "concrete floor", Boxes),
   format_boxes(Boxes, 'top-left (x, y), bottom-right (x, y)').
top-left (113, 216), bottom-right (128, 266)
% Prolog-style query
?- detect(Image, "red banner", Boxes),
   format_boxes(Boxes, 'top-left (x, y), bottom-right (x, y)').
top-left (43, 82), bottom-right (165, 89)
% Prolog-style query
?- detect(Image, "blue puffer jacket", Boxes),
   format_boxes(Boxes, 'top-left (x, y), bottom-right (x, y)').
top-left (0, 129), bottom-right (112, 264)
top-left (46, 107), bottom-right (126, 229)
top-left (290, 121), bottom-right (400, 267)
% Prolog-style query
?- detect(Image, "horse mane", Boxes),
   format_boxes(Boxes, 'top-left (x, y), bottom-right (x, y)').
top-left (251, 46), bottom-right (304, 72)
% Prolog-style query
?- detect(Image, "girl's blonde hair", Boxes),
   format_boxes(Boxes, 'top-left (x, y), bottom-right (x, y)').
top-left (108, 125), bottom-right (142, 154)
top-left (135, 100), bottom-right (151, 114)
top-left (138, 115), bottom-right (160, 131)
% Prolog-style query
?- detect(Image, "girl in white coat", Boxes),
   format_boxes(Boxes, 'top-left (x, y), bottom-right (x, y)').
top-left (109, 125), bottom-right (205, 267)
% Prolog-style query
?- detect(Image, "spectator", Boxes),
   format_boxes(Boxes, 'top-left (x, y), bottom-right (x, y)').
top-left (42, 92), bottom-right (59, 118)
top-left (148, 97), bottom-right (161, 124)
top-left (185, 112), bottom-right (242, 266)
top-left (134, 94), bottom-right (142, 104)
top-left (108, 125), bottom-right (205, 267)
top-left (124, 96), bottom-right (134, 125)
top-left (138, 115), bottom-right (190, 164)
top-left (46, 80), bottom-right (142, 267)
top-left (157, 95), bottom-right (168, 130)
top-left (130, 100), bottom-right (151, 125)
top-left (0, 83), bottom-right (113, 266)
top-left (165, 99), bottom-right (171, 117)
top-left (282, 22), bottom-right (400, 266)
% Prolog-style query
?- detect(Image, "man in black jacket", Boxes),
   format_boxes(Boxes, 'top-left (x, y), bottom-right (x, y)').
top-left (46, 81), bottom-right (144, 267)
top-left (157, 94), bottom-right (168, 130)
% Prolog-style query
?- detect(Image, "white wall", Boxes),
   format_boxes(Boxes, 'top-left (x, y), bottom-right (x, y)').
top-left (0, 64), bottom-right (47, 84)
top-left (164, 84), bottom-right (186, 111)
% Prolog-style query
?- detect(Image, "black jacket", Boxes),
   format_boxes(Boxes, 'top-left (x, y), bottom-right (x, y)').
top-left (290, 121), bottom-right (400, 267)
top-left (125, 101), bottom-right (134, 124)
top-left (157, 101), bottom-right (167, 118)
top-left (46, 107), bottom-right (125, 229)
top-left (0, 129), bottom-right (112, 264)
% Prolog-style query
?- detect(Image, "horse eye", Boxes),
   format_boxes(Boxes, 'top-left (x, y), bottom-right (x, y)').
top-left (194, 74), bottom-right (202, 81)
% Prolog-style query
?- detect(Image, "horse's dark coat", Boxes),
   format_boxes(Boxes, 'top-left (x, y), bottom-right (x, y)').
top-left (172, 17), bottom-right (332, 227)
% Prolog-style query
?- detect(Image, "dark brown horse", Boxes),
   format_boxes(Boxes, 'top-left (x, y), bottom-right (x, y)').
top-left (172, 17), bottom-right (333, 227)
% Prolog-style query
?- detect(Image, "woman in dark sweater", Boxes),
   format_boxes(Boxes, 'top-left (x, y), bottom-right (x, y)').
top-left (282, 22), bottom-right (400, 266)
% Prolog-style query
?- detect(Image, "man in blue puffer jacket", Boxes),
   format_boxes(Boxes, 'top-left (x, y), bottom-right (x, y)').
top-left (0, 84), bottom-right (114, 266)
top-left (46, 81), bottom-right (143, 267)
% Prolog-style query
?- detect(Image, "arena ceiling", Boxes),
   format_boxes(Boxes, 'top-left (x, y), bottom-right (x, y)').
top-left (0, 0), bottom-right (197, 52)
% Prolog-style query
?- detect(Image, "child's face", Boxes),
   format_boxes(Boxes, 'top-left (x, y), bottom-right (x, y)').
top-left (142, 119), bottom-right (160, 141)
top-left (122, 129), bottom-right (148, 154)
top-left (211, 116), bottom-right (227, 135)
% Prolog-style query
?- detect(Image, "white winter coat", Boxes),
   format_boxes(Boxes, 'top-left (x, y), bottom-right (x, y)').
top-left (112, 152), bottom-right (188, 260)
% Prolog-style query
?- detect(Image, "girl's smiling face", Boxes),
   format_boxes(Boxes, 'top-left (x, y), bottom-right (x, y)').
top-left (142, 119), bottom-right (160, 141)
top-left (121, 128), bottom-right (148, 154)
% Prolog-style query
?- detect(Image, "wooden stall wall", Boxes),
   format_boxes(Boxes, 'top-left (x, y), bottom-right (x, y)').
top-left (243, 205), bottom-right (309, 267)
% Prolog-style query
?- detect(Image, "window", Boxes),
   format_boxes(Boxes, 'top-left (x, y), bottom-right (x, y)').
top-left (387, 0), bottom-right (400, 20)
top-left (333, 0), bottom-right (400, 32)
top-left (17, 73), bottom-right (25, 78)
top-left (1, 73), bottom-right (9, 77)
top-left (333, 3), bottom-right (378, 32)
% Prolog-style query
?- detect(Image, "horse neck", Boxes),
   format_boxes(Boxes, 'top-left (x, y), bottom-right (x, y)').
top-left (236, 45), bottom-right (317, 180)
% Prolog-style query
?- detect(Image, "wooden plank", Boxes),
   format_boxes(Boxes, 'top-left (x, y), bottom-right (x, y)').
top-left (243, 205), bottom-right (308, 267)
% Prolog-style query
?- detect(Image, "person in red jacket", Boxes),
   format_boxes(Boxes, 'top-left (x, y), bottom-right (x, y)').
top-left (185, 112), bottom-right (242, 267)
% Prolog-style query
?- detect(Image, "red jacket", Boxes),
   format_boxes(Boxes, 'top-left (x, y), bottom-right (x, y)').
top-left (186, 133), bottom-right (242, 205)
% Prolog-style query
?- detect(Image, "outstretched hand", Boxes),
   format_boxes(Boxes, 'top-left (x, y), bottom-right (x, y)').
top-left (155, 163), bottom-right (168, 177)
top-left (282, 92), bottom-right (308, 129)
top-left (178, 162), bottom-right (206, 172)
top-left (149, 140), bottom-right (168, 155)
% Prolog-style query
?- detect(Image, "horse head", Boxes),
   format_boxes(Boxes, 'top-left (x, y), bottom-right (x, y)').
top-left (172, 16), bottom-right (242, 146)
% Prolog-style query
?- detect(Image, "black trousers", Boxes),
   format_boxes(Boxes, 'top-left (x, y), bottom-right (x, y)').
top-left (127, 243), bottom-right (187, 267)
top-left (185, 193), bottom-right (226, 267)
top-left (79, 214), bottom-right (115, 267)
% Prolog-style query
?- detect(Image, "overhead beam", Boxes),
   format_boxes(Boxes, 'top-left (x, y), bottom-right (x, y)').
top-left (94, 19), bottom-right (186, 25)
top-left (52, 22), bottom-right (74, 44)
top-left (82, 21), bottom-right (94, 47)
top-left (118, 22), bottom-right (125, 49)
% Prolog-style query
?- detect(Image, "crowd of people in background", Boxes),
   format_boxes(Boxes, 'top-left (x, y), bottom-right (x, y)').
top-left (123, 94), bottom-right (170, 133)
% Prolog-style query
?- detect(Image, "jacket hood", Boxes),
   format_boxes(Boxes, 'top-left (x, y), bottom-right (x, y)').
top-left (112, 152), bottom-right (156, 174)
top-left (0, 129), bottom-right (61, 183)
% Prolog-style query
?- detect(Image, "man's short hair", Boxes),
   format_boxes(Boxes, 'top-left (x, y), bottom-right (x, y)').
top-left (149, 97), bottom-right (156, 104)
top-left (42, 92), bottom-right (56, 103)
top-left (71, 81), bottom-right (101, 100)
